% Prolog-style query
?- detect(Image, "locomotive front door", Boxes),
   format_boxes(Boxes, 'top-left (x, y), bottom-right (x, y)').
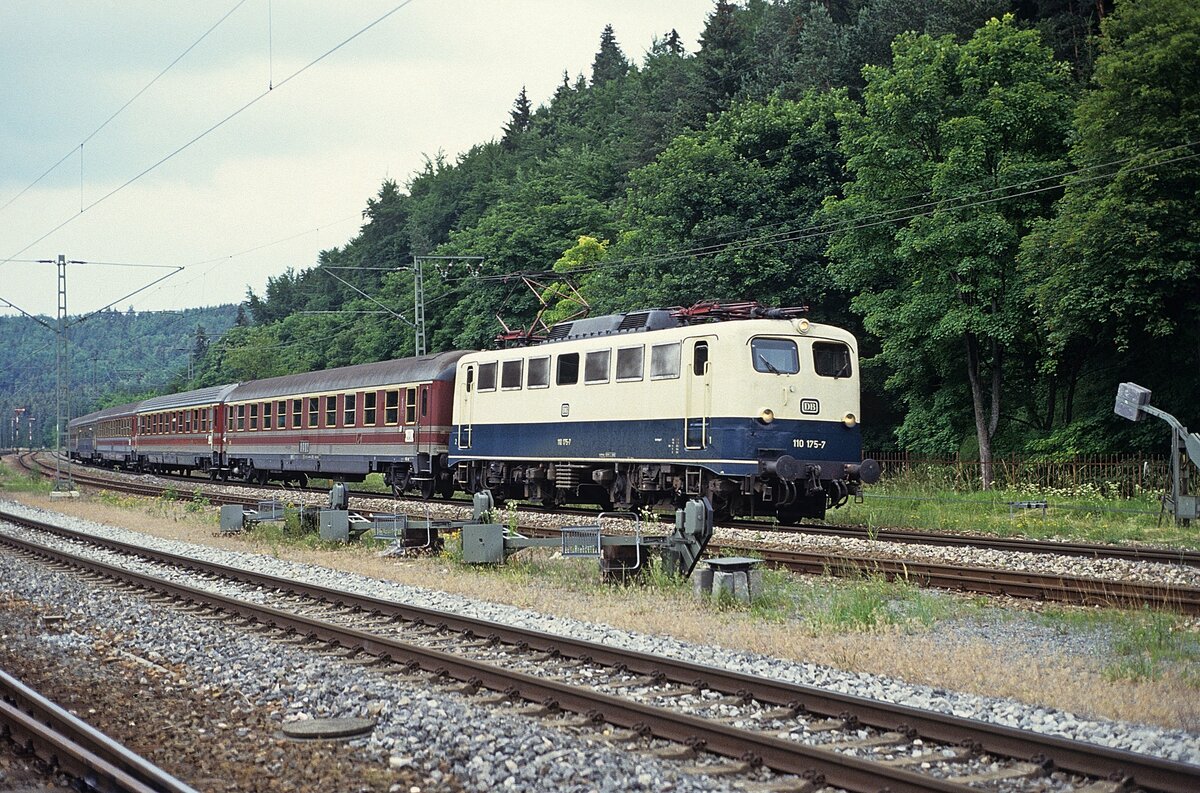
top-left (684, 336), bottom-right (714, 450)
top-left (458, 365), bottom-right (474, 449)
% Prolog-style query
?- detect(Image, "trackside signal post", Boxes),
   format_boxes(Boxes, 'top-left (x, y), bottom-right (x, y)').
top-left (1115, 382), bottom-right (1200, 525)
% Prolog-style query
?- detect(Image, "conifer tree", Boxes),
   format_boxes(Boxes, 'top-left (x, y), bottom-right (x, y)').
top-left (591, 24), bottom-right (629, 85)
top-left (501, 85), bottom-right (532, 149)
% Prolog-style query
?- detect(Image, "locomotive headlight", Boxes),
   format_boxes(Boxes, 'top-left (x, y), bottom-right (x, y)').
top-left (795, 318), bottom-right (811, 334)
top-left (842, 412), bottom-right (857, 427)
top-left (758, 408), bottom-right (775, 424)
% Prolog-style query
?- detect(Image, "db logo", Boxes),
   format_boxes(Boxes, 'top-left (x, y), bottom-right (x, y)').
top-left (800, 399), bottom-right (820, 414)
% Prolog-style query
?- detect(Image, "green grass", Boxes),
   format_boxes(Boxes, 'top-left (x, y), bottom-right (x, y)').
top-left (0, 460), bottom-right (53, 494)
top-left (827, 470), bottom-right (1191, 547)
top-left (1035, 607), bottom-right (1200, 683)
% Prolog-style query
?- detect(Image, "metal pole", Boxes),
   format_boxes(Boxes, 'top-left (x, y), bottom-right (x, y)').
top-left (54, 255), bottom-right (74, 491)
top-left (413, 256), bottom-right (426, 357)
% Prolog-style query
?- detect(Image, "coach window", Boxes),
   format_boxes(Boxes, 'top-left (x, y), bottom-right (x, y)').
top-left (237, 404), bottom-right (246, 431)
top-left (556, 353), bottom-right (579, 385)
top-left (404, 388), bottom-right (416, 423)
top-left (250, 403), bottom-right (259, 431)
top-left (263, 402), bottom-right (272, 430)
top-left (344, 393), bottom-right (356, 426)
top-left (478, 362), bottom-right (497, 392)
top-left (421, 387), bottom-right (429, 417)
top-left (527, 356), bottom-right (549, 388)
top-left (616, 346), bottom-right (644, 382)
top-left (813, 341), bottom-right (853, 378)
top-left (227, 411), bottom-right (234, 432)
top-left (650, 342), bottom-right (681, 380)
top-left (501, 360), bottom-right (523, 390)
top-left (693, 341), bottom-right (709, 377)
top-left (385, 390), bottom-right (399, 424)
top-left (276, 401), bottom-right (286, 429)
top-left (364, 392), bottom-right (377, 426)
top-left (585, 350), bottom-right (610, 384)
top-left (308, 397), bottom-right (319, 428)
top-left (184, 412), bottom-right (192, 433)
top-left (292, 399), bottom-right (302, 428)
top-left (325, 395), bottom-right (337, 427)
top-left (751, 338), bottom-right (800, 374)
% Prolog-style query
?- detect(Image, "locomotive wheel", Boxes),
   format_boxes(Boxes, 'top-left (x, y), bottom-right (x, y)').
top-left (419, 477), bottom-right (436, 500)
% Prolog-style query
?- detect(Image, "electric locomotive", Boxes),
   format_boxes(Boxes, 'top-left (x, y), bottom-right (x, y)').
top-left (449, 302), bottom-right (879, 522)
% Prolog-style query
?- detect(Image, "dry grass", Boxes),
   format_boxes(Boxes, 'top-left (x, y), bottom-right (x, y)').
top-left (4, 488), bottom-right (1198, 731)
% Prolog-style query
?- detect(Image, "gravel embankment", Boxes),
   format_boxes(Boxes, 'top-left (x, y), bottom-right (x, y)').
top-left (3, 498), bottom-right (1198, 770)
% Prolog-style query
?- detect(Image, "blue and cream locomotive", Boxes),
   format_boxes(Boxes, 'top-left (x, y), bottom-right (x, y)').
top-left (449, 303), bottom-right (879, 522)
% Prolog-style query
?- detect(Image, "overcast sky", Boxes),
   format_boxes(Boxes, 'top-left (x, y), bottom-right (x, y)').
top-left (0, 1), bottom-right (713, 319)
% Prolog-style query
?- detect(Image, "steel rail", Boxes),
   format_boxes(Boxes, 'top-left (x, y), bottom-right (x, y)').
top-left (2, 515), bottom-right (1197, 793)
top-left (1, 531), bottom-right (974, 793)
top-left (718, 544), bottom-right (1200, 615)
top-left (0, 668), bottom-right (201, 793)
top-left (34, 453), bottom-right (1200, 566)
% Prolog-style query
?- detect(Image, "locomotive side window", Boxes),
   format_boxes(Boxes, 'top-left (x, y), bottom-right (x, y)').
top-left (527, 356), bottom-right (549, 388)
top-left (813, 341), bottom-right (853, 378)
top-left (501, 360), bottom-right (523, 390)
top-left (751, 338), bottom-right (799, 374)
top-left (478, 362), bottom-right (498, 392)
top-left (344, 393), bottom-right (356, 426)
top-left (308, 397), bottom-right (319, 428)
top-left (693, 341), bottom-right (709, 376)
top-left (585, 350), bottom-right (610, 384)
top-left (557, 353), bottom-right (579, 385)
top-left (406, 388), bottom-right (417, 423)
top-left (616, 346), bottom-right (644, 381)
top-left (650, 342), bottom-right (681, 380)
top-left (364, 392), bottom-right (377, 426)
top-left (325, 396), bottom-right (337, 427)
top-left (385, 390), bottom-right (399, 424)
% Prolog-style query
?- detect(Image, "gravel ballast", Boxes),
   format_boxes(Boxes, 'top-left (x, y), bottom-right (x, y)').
top-left (2, 498), bottom-right (1198, 772)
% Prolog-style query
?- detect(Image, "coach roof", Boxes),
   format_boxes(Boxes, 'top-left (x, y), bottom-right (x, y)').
top-left (227, 350), bottom-right (469, 402)
top-left (140, 384), bottom-right (238, 413)
top-left (69, 400), bottom-right (143, 427)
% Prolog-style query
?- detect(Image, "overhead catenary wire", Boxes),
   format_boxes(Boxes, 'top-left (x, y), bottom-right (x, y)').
top-left (0, 0), bottom-right (250, 218)
top-left (0, 0), bottom-right (418, 270)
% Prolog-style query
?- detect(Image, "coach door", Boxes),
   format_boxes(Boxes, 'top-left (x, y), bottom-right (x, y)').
top-left (684, 336), bottom-right (714, 450)
top-left (415, 384), bottom-right (432, 471)
top-left (458, 365), bottom-right (474, 449)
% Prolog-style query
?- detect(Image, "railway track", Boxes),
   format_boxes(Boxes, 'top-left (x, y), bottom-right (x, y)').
top-left (13, 453), bottom-right (1200, 615)
top-left (0, 666), bottom-right (200, 793)
top-left (2, 514), bottom-right (1196, 793)
top-left (29, 451), bottom-right (1200, 568)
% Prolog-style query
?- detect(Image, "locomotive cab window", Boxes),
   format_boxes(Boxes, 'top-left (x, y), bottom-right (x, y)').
top-left (616, 346), bottom-right (644, 382)
top-left (650, 342), bottom-right (681, 380)
top-left (584, 350), bottom-right (610, 384)
top-left (478, 362), bottom-right (498, 392)
top-left (527, 356), bottom-right (549, 388)
top-left (501, 359), bottom-right (523, 390)
top-left (557, 353), bottom-right (579, 385)
top-left (813, 341), bottom-right (853, 378)
top-left (751, 338), bottom-right (800, 374)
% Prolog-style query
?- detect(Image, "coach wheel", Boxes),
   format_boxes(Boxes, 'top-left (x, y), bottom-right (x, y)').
top-left (296, 473), bottom-right (309, 488)
top-left (419, 477), bottom-right (436, 500)
top-left (438, 477), bottom-right (455, 499)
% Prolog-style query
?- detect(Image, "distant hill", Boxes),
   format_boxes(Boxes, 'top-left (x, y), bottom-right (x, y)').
top-left (0, 305), bottom-right (239, 448)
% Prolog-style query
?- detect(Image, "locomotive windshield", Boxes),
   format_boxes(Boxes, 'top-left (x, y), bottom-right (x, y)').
top-left (751, 338), bottom-right (799, 374)
top-left (813, 341), bottom-right (853, 378)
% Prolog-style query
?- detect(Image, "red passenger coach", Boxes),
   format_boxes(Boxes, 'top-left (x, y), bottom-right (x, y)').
top-left (69, 401), bottom-right (141, 468)
top-left (136, 384), bottom-right (236, 476)
top-left (223, 351), bottom-right (466, 496)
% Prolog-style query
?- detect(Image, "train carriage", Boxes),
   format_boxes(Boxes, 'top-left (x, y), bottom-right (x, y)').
top-left (69, 400), bottom-right (141, 467)
top-left (449, 306), bottom-right (878, 521)
top-left (223, 351), bottom-right (466, 495)
top-left (136, 384), bottom-right (236, 476)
